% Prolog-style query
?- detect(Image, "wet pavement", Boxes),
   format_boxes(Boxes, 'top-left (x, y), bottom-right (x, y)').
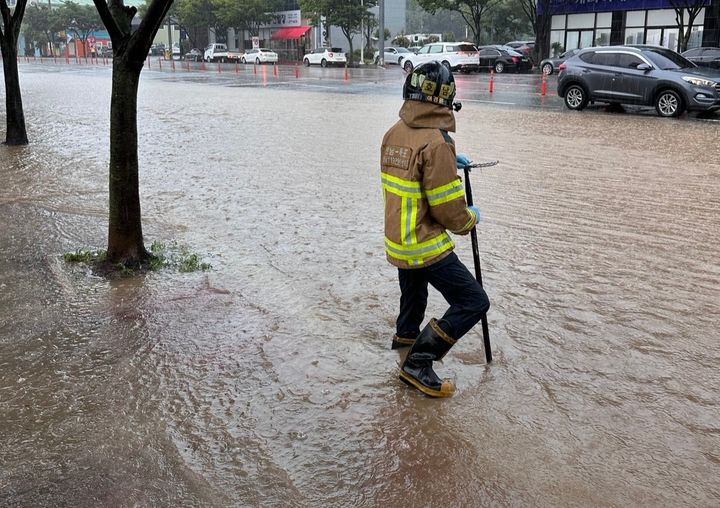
top-left (1, 62), bottom-right (719, 506)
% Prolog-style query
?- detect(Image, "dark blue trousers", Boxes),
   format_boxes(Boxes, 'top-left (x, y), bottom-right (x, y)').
top-left (396, 252), bottom-right (490, 340)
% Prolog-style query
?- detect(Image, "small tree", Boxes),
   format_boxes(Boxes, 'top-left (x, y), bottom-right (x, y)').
top-left (519, 0), bottom-right (564, 64)
top-left (392, 34), bottom-right (410, 47)
top-left (22, 4), bottom-right (64, 57)
top-left (300, 0), bottom-right (378, 65)
top-left (91, 0), bottom-right (175, 265)
top-left (58, 1), bottom-right (103, 56)
top-left (416, 0), bottom-right (501, 47)
top-left (670, 0), bottom-right (706, 52)
top-left (0, 0), bottom-right (29, 145)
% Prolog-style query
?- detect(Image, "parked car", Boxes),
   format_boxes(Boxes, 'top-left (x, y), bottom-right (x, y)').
top-left (557, 45), bottom-right (720, 117)
top-left (183, 48), bottom-right (203, 62)
top-left (681, 47), bottom-right (720, 69)
top-left (477, 46), bottom-right (532, 73)
top-left (374, 46), bottom-right (413, 65)
top-left (506, 40), bottom-right (535, 56)
top-left (402, 42), bottom-right (479, 73)
top-left (408, 46), bottom-right (422, 54)
top-left (303, 47), bottom-right (347, 67)
top-left (242, 48), bottom-right (278, 64)
top-left (540, 48), bottom-right (581, 75)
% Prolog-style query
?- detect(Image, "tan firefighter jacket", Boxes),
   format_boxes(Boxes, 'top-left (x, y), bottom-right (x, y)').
top-left (381, 100), bottom-right (477, 269)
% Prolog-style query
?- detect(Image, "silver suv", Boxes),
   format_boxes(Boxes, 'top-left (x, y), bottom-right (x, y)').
top-left (558, 45), bottom-right (720, 117)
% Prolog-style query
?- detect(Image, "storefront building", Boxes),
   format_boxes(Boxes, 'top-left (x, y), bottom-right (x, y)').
top-left (545, 0), bottom-right (720, 57)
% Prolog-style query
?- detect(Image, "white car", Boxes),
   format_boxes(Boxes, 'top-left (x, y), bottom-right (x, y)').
top-left (373, 46), bottom-right (413, 65)
top-left (241, 48), bottom-right (278, 64)
top-left (402, 42), bottom-right (480, 73)
top-left (303, 47), bottom-right (347, 67)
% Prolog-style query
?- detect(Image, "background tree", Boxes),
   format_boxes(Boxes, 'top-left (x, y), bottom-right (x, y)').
top-left (57, 1), bottom-right (103, 53)
top-left (406, 0), bottom-right (466, 40)
top-left (91, 0), bottom-right (174, 265)
top-left (300, 0), bottom-right (377, 65)
top-left (670, 0), bottom-right (706, 51)
top-left (175, 0), bottom-right (217, 48)
top-left (416, 0), bottom-right (502, 47)
top-left (22, 4), bottom-right (64, 56)
top-left (214, 0), bottom-right (283, 40)
top-left (519, 0), bottom-right (564, 65)
top-left (486, 0), bottom-right (531, 45)
top-left (0, 0), bottom-right (29, 145)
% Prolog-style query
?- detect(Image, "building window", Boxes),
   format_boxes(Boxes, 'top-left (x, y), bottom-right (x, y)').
top-left (625, 28), bottom-right (645, 45)
top-left (595, 28), bottom-right (611, 46)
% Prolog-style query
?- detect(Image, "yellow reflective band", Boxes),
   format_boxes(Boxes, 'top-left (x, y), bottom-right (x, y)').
top-left (385, 232), bottom-right (454, 262)
top-left (381, 173), bottom-right (423, 199)
top-left (426, 179), bottom-right (465, 206)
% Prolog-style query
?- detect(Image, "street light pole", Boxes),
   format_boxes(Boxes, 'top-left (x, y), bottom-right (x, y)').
top-left (378, 0), bottom-right (384, 67)
top-left (360, 0), bottom-right (364, 64)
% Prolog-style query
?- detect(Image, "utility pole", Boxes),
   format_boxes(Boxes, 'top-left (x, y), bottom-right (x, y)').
top-left (378, 0), bottom-right (384, 66)
top-left (360, 0), bottom-right (364, 64)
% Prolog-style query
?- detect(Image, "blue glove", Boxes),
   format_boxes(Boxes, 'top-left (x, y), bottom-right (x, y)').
top-left (468, 206), bottom-right (481, 223)
top-left (456, 153), bottom-right (472, 170)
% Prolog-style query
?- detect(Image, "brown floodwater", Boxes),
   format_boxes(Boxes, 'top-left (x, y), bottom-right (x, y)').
top-left (1, 66), bottom-right (719, 506)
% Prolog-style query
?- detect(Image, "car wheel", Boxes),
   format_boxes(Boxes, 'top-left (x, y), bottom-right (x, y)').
top-left (495, 61), bottom-right (505, 73)
top-left (441, 60), bottom-right (451, 70)
top-left (303, 58), bottom-right (310, 67)
top-left (375, 56), bottom-right (380, 65)
top-left (398, 57), bottom-right (403, 65)
top-left (256, 57), bottom-right (261, 65)
top-left (404, 60), bottom-right (414, 72)
top-left (321, 59), bottom-right (328, 68)
top-left (542, 63), bottom-right (553, 75)
top-left (242, 57), bottom-right (246, 64)
top-left (564, 84), bottom-right (588, 111)
top-left (655, 89), bottom-right (684, 118)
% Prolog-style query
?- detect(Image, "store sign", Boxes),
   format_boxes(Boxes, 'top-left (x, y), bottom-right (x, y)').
top-left (263, 10), bottom-right (301, 28)
top-left (543, 0), bottom-right (707, 14)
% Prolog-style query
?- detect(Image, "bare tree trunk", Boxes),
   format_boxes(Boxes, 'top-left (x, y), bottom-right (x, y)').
top-left (107, 59), bottom-right (149, 263)
top-left (1, 40), bottom-right (28, 145)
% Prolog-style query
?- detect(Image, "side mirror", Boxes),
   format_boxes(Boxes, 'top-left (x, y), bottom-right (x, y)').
top-left (637, 63), bottom-right (652, 72)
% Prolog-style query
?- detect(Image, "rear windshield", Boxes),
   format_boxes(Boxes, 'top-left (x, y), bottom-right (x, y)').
top-left (644, 48), bottom-right (695, 69)
top-left (455, 44), bottom-right (478, 52)
top-left (330, 48), bottom-right (343, 52)
top-left (259, 48), bottom-right (271, 52)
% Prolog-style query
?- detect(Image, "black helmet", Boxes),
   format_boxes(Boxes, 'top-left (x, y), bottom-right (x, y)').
top-left (403, 61), bottom-right (461, 111)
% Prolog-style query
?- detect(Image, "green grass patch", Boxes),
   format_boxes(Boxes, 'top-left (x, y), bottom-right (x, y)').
top-left (63, 248), bottom-right (107, 263)
top-left (149, 240), bottom-right (212, 272)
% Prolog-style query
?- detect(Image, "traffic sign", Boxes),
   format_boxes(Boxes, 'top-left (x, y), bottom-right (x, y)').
top-left (87, 35), bottom-right (96, 45)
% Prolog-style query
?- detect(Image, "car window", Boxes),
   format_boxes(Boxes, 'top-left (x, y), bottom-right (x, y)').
top-left (330, 48), bottom-right (342, 52)
top-left (579, 51), bottom-right (595, 63)
top-left (418, 46), bottom-right (430, 54)
top-left (446, 45), bottom-right (458, 52)
top-left (683, 48), bottom-right (702, 57)
top-left (260, 48), bottom-right (270, 52)
top-left (457, 44), bottom-right (477, 52)
top-left (644, 48), bottom-right (695, 69)
top-left (593, 52), bottom-right (619, 66)
top-left (429, 45), bottom-right (443, 54)
top-left (617, 54), bottom-right (645, 69)
top-left (397, 48), bottom-right (411, 53)
top-left (706, 49), bottom-right (720, 58)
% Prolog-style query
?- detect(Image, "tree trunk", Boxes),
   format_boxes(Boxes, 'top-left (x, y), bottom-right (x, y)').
top-left (1, 38), bottom-right (29, 145)
top-left (107, 59), bottom-right (149, 264)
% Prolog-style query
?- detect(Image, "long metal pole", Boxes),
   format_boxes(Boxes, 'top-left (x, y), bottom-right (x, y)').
top-left (378, 0), bottom-right (384, 66)
top-left (463, 166), bottom-right (492, 363)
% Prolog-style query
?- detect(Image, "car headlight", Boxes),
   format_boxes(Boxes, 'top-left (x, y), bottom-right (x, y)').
top-left (682, 76), bottom-right (717, 87)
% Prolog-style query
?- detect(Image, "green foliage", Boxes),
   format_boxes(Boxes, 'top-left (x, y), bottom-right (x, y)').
top-left (21, 4), bottom-right (65, 52)
top-left (551, 41), bottom-right (564, 57)
top-left (214, 0), bottom-right (283, 37)
top-left (64, 248), bottom-right (107, 263)
top-left (443, 31), bottom-right (456, 42)
top-left (392, 35), bottom-right (410, 47)
top-left (56, 1), bottom-right (103, 41)
top-left (149, 240), bottom-right (212, 272)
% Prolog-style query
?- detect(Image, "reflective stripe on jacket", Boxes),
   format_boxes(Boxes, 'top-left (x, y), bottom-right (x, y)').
top-left (381, 101), bottom-right (476, 269)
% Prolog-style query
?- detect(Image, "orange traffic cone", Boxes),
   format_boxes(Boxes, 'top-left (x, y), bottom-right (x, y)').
top-left (344, 64), bottom-right (349, 81)
top-left (541, 74), bottom-right (548, 96)
top-left (489, 70), bottom-right (494, 93)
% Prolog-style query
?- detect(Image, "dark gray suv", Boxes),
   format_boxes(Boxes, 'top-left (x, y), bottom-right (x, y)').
top-left (558, 45), bottom-right (720, 117)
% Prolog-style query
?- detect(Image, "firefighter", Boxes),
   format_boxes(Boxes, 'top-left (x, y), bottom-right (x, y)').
top-left (381, 61), bottom-right (490, 398)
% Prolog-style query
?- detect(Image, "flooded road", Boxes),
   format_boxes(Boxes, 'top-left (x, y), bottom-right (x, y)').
top-left (1, 65), bottom-right (719, 506)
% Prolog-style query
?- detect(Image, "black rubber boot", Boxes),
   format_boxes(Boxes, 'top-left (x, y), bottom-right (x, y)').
top-left (399, 318), bottom-right (457, 398)
top-left (391, 334), bottom-right (416, 349)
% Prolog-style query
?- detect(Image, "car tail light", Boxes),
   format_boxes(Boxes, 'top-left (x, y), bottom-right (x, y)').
top-left (328, 52), bottom-right (334, 57)
top-left (512, 56), bottom-right (520, 63)
top-left (559, 63), bottom-right (566, 70)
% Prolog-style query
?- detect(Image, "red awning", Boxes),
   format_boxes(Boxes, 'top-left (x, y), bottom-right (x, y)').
top-left (271, 26), bottom-right (312, 40)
